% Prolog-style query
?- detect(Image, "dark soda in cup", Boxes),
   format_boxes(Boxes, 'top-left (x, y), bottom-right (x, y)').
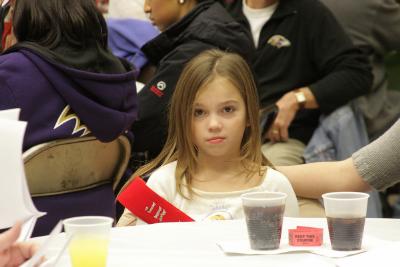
top-left (243, 205), bottom-right (285, 250)
top-left (327, 216), bottom-right (365, 251)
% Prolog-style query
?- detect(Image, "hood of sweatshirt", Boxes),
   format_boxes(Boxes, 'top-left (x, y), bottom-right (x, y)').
top-left (3, 46), bottom-right (138, 144)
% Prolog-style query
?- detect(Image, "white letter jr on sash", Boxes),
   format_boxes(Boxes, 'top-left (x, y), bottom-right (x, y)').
top-left (145, 202), bottom-right (167, 222)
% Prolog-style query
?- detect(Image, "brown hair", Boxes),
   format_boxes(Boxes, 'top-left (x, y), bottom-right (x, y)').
top-left (13, 0), bottom-right (107, 49)
top-left (120, 49), bottom-right (271, 198)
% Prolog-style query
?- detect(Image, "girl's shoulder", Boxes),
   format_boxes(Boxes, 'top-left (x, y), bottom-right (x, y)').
top-left (264, 166), bottom-right (288, 179)
top-left (150, 161), bottom-right (177, 175)
top-left (260, 166), bottom-right (293, 188)
top-left (146, 161), bottom-right (178, 187)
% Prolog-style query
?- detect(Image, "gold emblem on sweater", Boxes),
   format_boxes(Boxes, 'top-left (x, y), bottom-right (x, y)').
top-left (54, 105), bottom-right (91, 136)
top-left (206, 210), bottom-right (233, 221)
top-left (267, 35), bottom-right (291, 48)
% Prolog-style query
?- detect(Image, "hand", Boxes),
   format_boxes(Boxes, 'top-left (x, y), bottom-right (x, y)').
top-left (266, 91), bottom-right (299, 142)
top-left (0, 222), bottom-right (37, 267)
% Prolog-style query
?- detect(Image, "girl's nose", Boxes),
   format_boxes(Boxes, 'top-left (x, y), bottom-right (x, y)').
top-left (208, 115), bottom-right (222, 131)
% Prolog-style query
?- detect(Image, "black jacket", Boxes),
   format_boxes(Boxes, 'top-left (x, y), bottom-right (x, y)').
top-left (132, 0), bottom-right (253, 158)
top-left (220, 0), bottom-right (373, 143)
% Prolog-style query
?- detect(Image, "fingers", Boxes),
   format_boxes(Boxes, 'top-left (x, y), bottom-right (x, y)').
top-left (4, 241), bottom-right (37, 267)
top-left (267, 116), bottom-right (289, 143)
top-left (0, 222), bottom-right (21, 251)
top-left (280, 125), bottom-right (289, 141)
top-left (9, 242), bottom-right (37, 266)
top-left (267, 127), bottom-right (281, 143)
top-left (17, 242), bottom-right (37, 261)
top-left (266, 94), bottom-right (298, 142)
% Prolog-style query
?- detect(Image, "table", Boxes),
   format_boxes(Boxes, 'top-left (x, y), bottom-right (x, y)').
top-left (43, 217), bottom-right (400, 267)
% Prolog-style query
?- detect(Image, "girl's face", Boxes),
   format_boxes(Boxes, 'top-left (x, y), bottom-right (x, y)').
top-left (144, 0), bottom-right (183, 31)
top-left (191, 76), bottom-right (247, 160)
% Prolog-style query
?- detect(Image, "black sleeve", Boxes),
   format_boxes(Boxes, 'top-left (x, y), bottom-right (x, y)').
top-left (306, 2), bottom-right (373, 114)
top-left (131, 40), bottom-right (215, 157)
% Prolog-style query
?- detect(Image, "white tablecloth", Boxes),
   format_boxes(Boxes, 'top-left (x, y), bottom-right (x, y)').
top-left (41, 217), bottom-right (400, 267)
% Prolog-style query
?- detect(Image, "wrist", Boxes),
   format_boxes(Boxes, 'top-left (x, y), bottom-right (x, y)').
top-left (293, 89), bottom-right (307, 110)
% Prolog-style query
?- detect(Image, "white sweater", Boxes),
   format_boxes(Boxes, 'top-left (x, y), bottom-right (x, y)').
top-left (118, 161), bottom-right (299, 226)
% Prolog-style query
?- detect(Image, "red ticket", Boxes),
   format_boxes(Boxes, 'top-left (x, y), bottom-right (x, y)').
top-left (289, 226), bottom-right (323, 246)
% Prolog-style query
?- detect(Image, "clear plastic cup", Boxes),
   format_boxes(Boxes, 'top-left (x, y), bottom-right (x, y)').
top-left (322, 192), bottom-right (369, 251)
top-left (63, 216), bottom-right (114, 267)
top-left (241, 192), bottom-right (287, 250)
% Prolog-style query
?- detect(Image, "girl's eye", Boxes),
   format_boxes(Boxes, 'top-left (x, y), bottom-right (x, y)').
top-left (223, 106), bottom-right (235, 113)
top-left (194, 109), bottom-right (204, 117)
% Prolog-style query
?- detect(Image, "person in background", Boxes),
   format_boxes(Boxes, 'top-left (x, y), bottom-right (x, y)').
top-left (278, 119), bottom-right (400, 199)
top-left (0, 0), bottom-right (138, 236)
top-left (130, 0), bottom-right (253, 168)
top-left (218, 0), bottom-right (372, 166)
top-left (303, 0), bottom-right (400, 218)
top-left (118, 50), bottom-right (298, 226)
top-left (0, 0), bottom-right (137, 152)
top-left (0, 223), bottom-right (37, 267)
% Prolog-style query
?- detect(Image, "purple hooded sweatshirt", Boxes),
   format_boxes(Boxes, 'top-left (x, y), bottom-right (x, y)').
top-left (0, 48), bottom-right (138, 151)
top-left (0, 47), bottom-right (138, 236)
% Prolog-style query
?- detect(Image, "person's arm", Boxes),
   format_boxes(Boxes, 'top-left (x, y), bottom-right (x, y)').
top-left (352, 119), bottom-right (400, 191)
top-left (0, 222), bottom-right (37, 267)
top-left (268, 1), bottom-right (372, 142)
top-left (277, 158), bottom-right (371, 199)
top-left (267, 87), bottom-right (318, 142)
top-left (279, 120), bottom-right (400, 198)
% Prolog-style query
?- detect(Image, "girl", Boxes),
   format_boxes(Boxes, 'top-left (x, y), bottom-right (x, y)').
top-left (118, 49), bottom-right (298, 226)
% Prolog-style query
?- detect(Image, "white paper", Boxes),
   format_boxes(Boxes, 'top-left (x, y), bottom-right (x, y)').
top-left (0, 108), bottom-right (20, 120)
top-left (0, 116), bottom-right (45, 232)
top-left (18, 217), bottom-right (38, 243)
top-left (217, 217), bottom-right (377, 258)
top-left (217, 240), bottom-right (365, 258)
top-left (0, 110), bottom-right (69, 267)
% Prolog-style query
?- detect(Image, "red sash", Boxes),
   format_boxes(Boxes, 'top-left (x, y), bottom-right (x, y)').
top-left (117, 177), bottom-right (194, 224)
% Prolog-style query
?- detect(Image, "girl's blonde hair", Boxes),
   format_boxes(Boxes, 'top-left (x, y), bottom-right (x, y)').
top-left (121, 49), bottom-right (271, 197)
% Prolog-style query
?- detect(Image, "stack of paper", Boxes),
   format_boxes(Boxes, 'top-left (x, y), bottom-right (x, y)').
top-left (0, 108), bottom-right (45, 239)
top-left (0, 109), bottom-right (69, 266)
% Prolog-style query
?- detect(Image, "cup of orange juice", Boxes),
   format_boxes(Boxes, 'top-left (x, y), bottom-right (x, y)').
top-left (63, 216), bottom-right (113, 267)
